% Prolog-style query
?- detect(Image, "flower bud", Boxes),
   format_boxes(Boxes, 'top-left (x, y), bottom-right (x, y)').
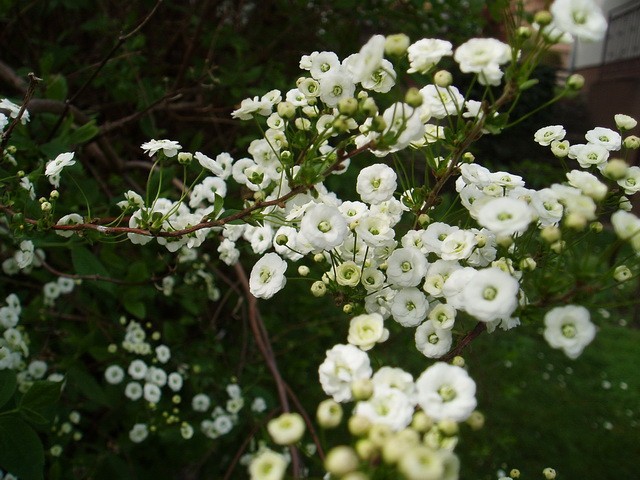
top-left (368, 423), bottom-right (392, 447)
top-left (437, 419), bottom-right (458, 436)
top-left (338, 97), bottom-right (358, 117)
top-left (371, 115), bottom-right (387, 133)
top-left (590, 221), bottom-right (603, 233)
top-left (295, 117), bottom-right (311, 131)
top-left (343, 303), bottom-right (353, 314)
top-left (277, 101), bottom-right (296, 119)
top-left (519, 256), bottom-right (537, 271)
top-left (50, 190), bottom-right (59, 200)
top-left (550, 140), bottom-right (570, 157)
top-left (382, 429), bottom-right (420, 464)
top-left (385, 33), bottom-right (410, 56)
top-left (564, 212), bottom-right (587, 230)
top-left (516, 26), bottom-right (531, 39)
top-left (462, 151), bottom-right (475, 163)
top-left (602, 158), bottom-right (628, 180)
top-left (177, 152), bottom-right (192, 165)
top-left (510, 468), bottom-right (521, 478)
top-left (313, 253), bottom-right (325, 263)
top-left (417, 214), bottom-right (431, 227)
top-left (324, 446), bottom-right (359, 477)
top-left (311, 281), bottom-right (326, 297)
top-left (275, 234), bottom-right (288, 246)
top-left (297, 265), bottom-right (310, 276)
top-left (466, 410), bottom-right (485, 430)
top-left (623, 135), bottom-right (640, 149)
top-left (343, 472), bottom-right (370, 480)
top-left (613, 265), bottom-right (632, 282)
top-left (16, 170), bottom-right (25, 178)
top-left (615, 114), bottom-right (637, 131)
top-left (267, 412), bottom-right (305, 445)
top-left (360, 97), bottom-right (378, 117)
top-left (316, 399), bottom-right (343, 428)
top-left (351, 378), bottom-right (374, 401)
top-left (355, 438), bottom-right (377, 461)
top-left (550, 240), bottom-right (565, 254)
top-left (411, 411), bottom-right (434, 432)
top-left (540, 225), bottom-right (561, 243)
top-left (534, 10), bottom-right (553, 26)
top-left (41, 201), bottom-right (52, 212)
top-left (543, 467), bottom-right (557, 480)
top-left (434, 70), bottom-right (453, 88)
top-left (566, 74), bottom-right (585, 90)
top-left (349, 414), bottom-right (372, 436)
top-left (404, 87), bottom-right (423, 108)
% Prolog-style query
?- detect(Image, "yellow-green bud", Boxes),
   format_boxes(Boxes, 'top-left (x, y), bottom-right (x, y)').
top-left (516, 26), bottom-right (531, 39)
top-left (280, 150), bottom-right (292, 162)
top-left (277, 101), bottom-right (296, 119)
top-left (614, 114), bottom-right (637, 131)
top-left (452, 355), bottom-right (465, 367)
top-left (543, 467), bottom-right (557, 480)
top-left (311, 281), bottom-right (326, 297)
top-left (462, 151), bottom-right (475, 163)
top-left (355, 438), bottom-right (377, 461)
top-left (338, 97), bottom-right (358, 117)
top-left (418, 214), bottom-right (431, 227)
top-left (613, 265), bottom-right (632, 282)
top-left (411, 411), bottom-right (433, 432)
top-left (590, 221), bottom-right (603, 233)
top-left (40, 201), bottom-right (52, 212)
top-left (405, 87), bottom-right (423, 108)
top-left (510, 468), bottom-right (521, 478)
top-left (275, 234), bottom-right (288, 246)
top-left (295, 117), bottom-right (311, 131)
top-left (343, 303), bottom-right (353, 314)
top-left (107, 343), bottom-right (117, 353)
top-left (519, 256), bottom-right (537, 271)
top-left (564, 212), bottom-right (587, 230)
top-left (434, 70), bottom-right (453, 88)
top-left (297, 265), bottom-right (310, 276)
top-left (332, 117), bottom-right (350, 134)
top-left (267, 412), bottom-right (306, 445)
top-left (38, 197), bottom-right (47, 204)
top-left (550, 240), bottom-right (565, 254)
top-left (385, 33), bottom-right (410, 56)
top-left (566, 73), bottom-right (585, 90)
top-left (313, 253), bottom-right (325, 263)
top-left (177, 152), bottom-right (192, 165)
top-left (324, 446), bottom-right (359, 477)
top-left (342, 472), bottom-right (370, 480)
top-left (602, 158), bottom-right (628, 179)
top-left (534, 10), bottom-right (553, 26)
top-left (371, 115), bottom-right (387, 133)
top-left (6, 145), bottom-right (16, 154)
top-left (466, 410), bottom-right (485, 430)
top-left (351, 378), bottom-right (374, 401)
top-left (361, 97), bottom-right (378, 117)
top-left (316, 399), bottom-right (343, 428)
top-left (540, 225), bottom-right (561, 243)
top-left (368, 424), bottom-right (392, 447)
top-left (348, 415), bottom-right (372, 436)
top-left (253, 190), bottom-right (265, 202)
top-left (437, 419), bottom-right (459, 436)
top-left (16, 170), bottom-right (25, 178)
top-left (50, 190), bottom-right (59, 200)
top-left (623, 135), bottom-right (640, 149)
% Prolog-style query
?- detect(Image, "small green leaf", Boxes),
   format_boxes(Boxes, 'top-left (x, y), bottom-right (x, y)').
top-left (18, 380), bottom-right (62, 426)
top-left (519, 78), bottom-right (539, 91)
top-left (67, 120), bottom-right (100, 146)
top-left (123, 298), bottom-right (146, 319)
top-left (46, 74), bottom-right (68, 102)
top-left (66, 366), bottom-right (110, 407)
top-left (0, 370), bottom-right (17, 409)
top-left (0, 415), bottom-right (45, 480)
top-left (70, 246), bottom-right (116, 295)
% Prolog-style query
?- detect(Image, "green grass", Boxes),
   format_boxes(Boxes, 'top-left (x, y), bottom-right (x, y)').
top-left (460, 319), bottom-right (640, 479)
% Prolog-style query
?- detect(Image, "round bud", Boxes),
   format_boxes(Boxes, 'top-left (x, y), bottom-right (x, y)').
top-left (614, 114), bottom-right (637, 131)
top-left (434, 70), bottom-right (453, 88)
top-left (338, 97), bottom-right (358, 117)
top-left (466, 410), bottom-right (485, 430)
top-left (313, 253), bottom-right (325, 263)
top-left (613, 265), bottom-right (632, 282)
top-left (310, 281), bottom-right (326, 297)
top-left (355, 438), bottom-right (377, 461)
top-left (411, 411), bottom-right (434, 433)
top-left (316, 399), bottom-right (343, 428)
top-left (601, 158), bottom-right (628, 180)
top-left (371, 115), bottom-right (387, 133)
top-left (349, 415), bottom-right (372, 436)
top-left (343, 303), bottom-right (353, 314)
top-left (277, 101), bottom-right (296, 119)
top-left (534, 10), bottom-right (553, 26)
top-left (550, 240), bottom-right (565, 254)
top-left (324, 446), bottom-right (359, 477)
top-left (566, 74), bottom-right (585, 90)
top-left (343, 472), bottom-right (370, 480)
top-left (540, 225), bottom-right (561, 243)
top-left (462, 152), bottom-right (475, 163)
top-left (41, 201), bottom-right (52, 212)
top-left (543, 467), bottom-right (557, 480)
top-left (295, 117), bottom-right (311, 131)
top-left (16, 170), bottom-right (25, 178)
top-left (437, 419), bottom-right (458, 436)
top-left (385, 33), bottom-right (410, 56)
top-left (267, 412), bottom-right (305, 445)
top-left (564, 212), bottom-right (587, 230)
top-left (351, 378), bottom-right (374, 401)
top-left (368, 423), bottom-right (392, 447)
top-left (519, 257), bottom-right (537, 271)
top-left (589, 221), bottom-right (603, 233)
top-left (405, 87), bottom-right (423, 108)
top-left (417, 214), bottom-right (431, 227)
top-left (550, 140), bottom-right (570, 158)
top-left (510, 469), bottom-right (521, 479)
top-left (50, 190), bottom-right (60, 200)
top-left (297, 265), bottom-right (310, 276)
top-left (275, 234), bottom-right (288, 246)
top-left (177, 152), bottom-right (192, 165)
top-left (360, 97), bottom-right (378, 117)
top-left (623, 135), bottom-right (640, 149)
top-left (516, 26), bottom-right (531, 39)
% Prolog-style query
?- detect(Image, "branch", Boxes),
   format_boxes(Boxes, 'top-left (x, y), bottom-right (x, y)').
top-left (0, 73), bottom-right (41, 150)
top-left (439, 322), bottom-right (487, 362)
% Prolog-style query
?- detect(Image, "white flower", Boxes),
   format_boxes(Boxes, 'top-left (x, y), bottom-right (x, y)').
top-left (251, 397), bottom-right (267, 413)
top-left (140, 139), bottom-right (181, 157)
top-left (267, 412), bottom-right (305, 445)
top-left (248, 449), bottom-right (288, 480)
top-left (318, 344), bottom-right (372, 402)
top-left (566, 170), bottom-right (608, 200)
top-left (550, 0), bottom-right (607, 42)
top-left (249, 253), bottom-right (287, 299)
top-left (407, 39), bottom-right (453, 74)
top-left (377, 102), bottom-right (425, 153)
top-left (319, 70), bottom-right (356, 107)
top-left (611, 210), bottom-right (640, 251)
top-left (386, 247), bottom-right (428, 287)
top-left (454, 38), bottom-right (511, 86)
top-left (440, 229), bottom-right (477, 261)
top-left (614, 114), bottom-right (637, 131)
top-left (194, 151), bottom-right (225, 175)
top-left (128, 359), bottom-right (148, 380)
top-left (585, 127), bottom-right (621, 151)
top-left (0, 98), bottom-right (29, 124)
top-left (391, 287), bottom-right (429, 327)
top-left (124, 382), bottom-right (143, 401)
top-left (45, 152), bottom-right (75, 177)
top-left (476, 197), bottom-right (534, 237)
top-left (347, 312), bottom-right (389, 351)
top-left (415, 320), bottom-right (453, 358)
top-left (419, 85), bottom-right (464, 119)
top-left (299, 204), bottom-right (348, 251)
top-left (617, 166), bottom-right (640, 195)
top-left (534, 125), bottom-right (566, 146)
top-left (129, 423), bottom-right (149, 443)
top-left (192, 393), bottom-right (211, 412)
top-left (355, 213), bottom-right (395, 247)
top-left (155, 345), bottom-right (171, 363)
top-left (461, 267), bottom-right (519, 322)
top-left (104, 365), bottom-right (124, 385)
top-left (143, 382), bottom-right (162, 403)
top-left (347, 34), bottom-right (386, 84)
top-left (354, 385), bottom-right (414, 431)
top-left (415, 362), bottom-right (477, 421)
top-left (168, 372), bottom-right (183, 391)
top-left (356, 163), bottom-right (397, 205)
top-left (231, 96), bottom-right (272, 120)
top-left (543, 305), bottom-right (596, 359)
top-left (568, 143), bottom-right (609, 168)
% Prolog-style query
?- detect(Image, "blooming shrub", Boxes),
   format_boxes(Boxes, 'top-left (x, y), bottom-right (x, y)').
top-left (0, 0), bottom-right (638, 478)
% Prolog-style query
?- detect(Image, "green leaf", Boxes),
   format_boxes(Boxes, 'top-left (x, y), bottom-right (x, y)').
top-left (45, 74), bottom-right (68, 101)
top-left (18, 380), bottom-right (62, 426)
top-left (67, 120), bottom-right (100, 146)
top-left (0, 415), bottom-right (45, 480)
top-left (66, 366), bottom-right (110, 407)
top-left (70, 246), bottom-right (116, 295)
top-left (0, 370), bottom-right (17, 409)
top-left (123, 298), bottom-right (146, 319)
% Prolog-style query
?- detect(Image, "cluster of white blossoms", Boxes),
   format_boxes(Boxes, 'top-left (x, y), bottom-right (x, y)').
top-left (0, 294), bottom-right (28, 371)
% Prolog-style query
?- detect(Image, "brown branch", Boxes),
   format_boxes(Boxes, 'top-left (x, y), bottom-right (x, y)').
top-left (439, 322), bottom-right (487, 362)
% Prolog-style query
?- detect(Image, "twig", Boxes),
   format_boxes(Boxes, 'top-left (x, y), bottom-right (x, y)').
top-left (439, 322), bottom-right (487, 362)
top-left (0, 73), bottom-right (41, 150)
